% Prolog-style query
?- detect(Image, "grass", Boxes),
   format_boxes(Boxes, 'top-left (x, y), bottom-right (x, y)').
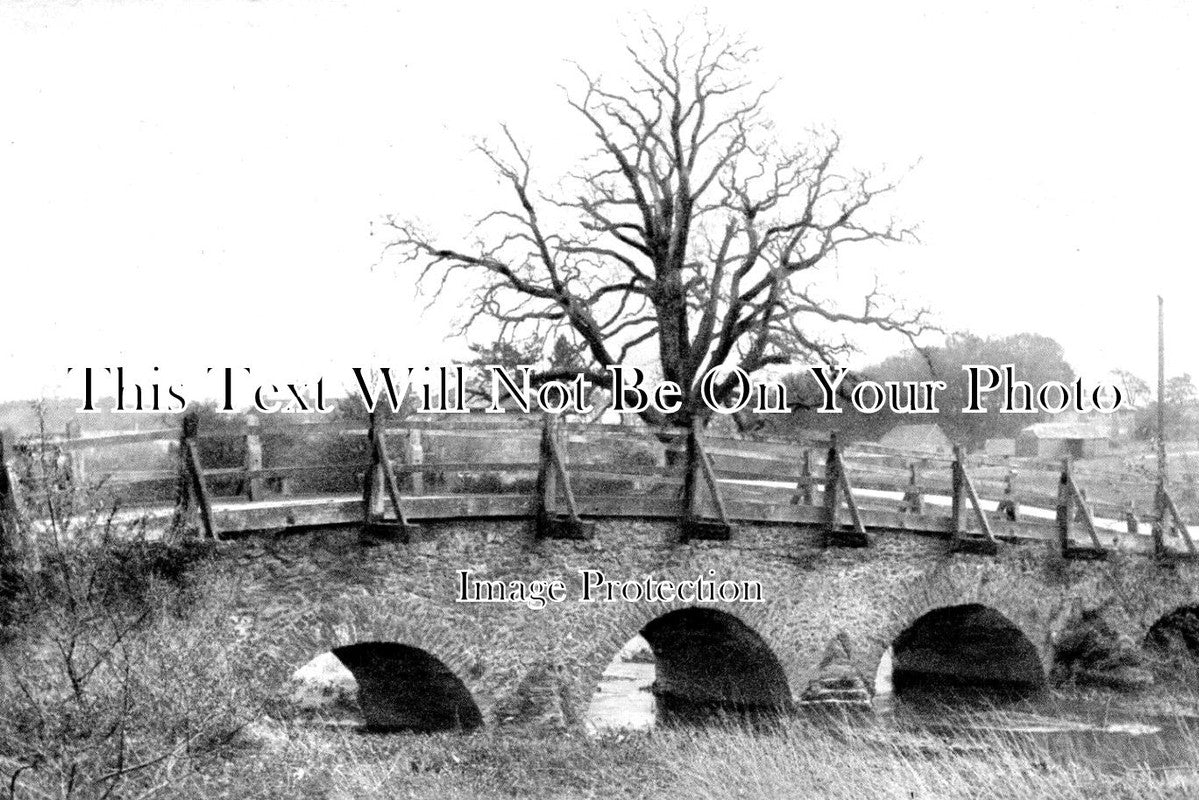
top-left (119, 716), bottom-right (1199, 800)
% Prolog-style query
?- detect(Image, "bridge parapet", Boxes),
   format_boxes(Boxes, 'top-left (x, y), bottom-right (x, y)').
top-left (6, 412), bottom-right (1198, 564)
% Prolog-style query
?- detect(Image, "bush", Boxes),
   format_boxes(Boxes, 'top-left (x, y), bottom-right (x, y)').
top-left (0, 430), bottom-right (265, 798)
top-left (0, 544), bottom-right (264, 799)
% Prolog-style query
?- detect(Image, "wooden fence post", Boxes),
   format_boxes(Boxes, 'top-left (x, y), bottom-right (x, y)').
top-left (361, 405), bottom-right (416, 544)
top-left (243, 414), bottom-right (263, 501)
top-left (364, 408), bottom-right (386, 520)
top-left (996, 468), bottom-right (1019, 522)
top-left (1057, 458), bottom-right (1107, 560)
top-left (822, 433), bottom-right (840, 529)
top-left (534, 414), bottom-right (593, 540)
top-left (823, 433), bottom-right (868, 547)
top-left (176, 412), bottom-right (217, 540)
top-left (1124, 500), bottom-right (1139, 535)
top-left (678, 419), bottom-right (732, 542)
top-left (802, 449), bottom-right (814, 505)
top-left (1056, 458), bottom-right (1072, 555)
top-left (408, 429), bottom-right (425, 494)
top-left (949, 445), bottom-right (965, 537)
top-left (900, 462), bottom-right (924, 514)
top-left (65, 421), bottom-right (86, 489)
top-left (950, 445), bottom-right (998, 555)
top-left (791, 449), bottom-right (815, 506)
top-left (0, 431), bottom-right (24, 558)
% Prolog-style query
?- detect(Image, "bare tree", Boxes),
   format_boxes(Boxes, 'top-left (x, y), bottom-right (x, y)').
top-left (387, 22), bottom-right (934, 428)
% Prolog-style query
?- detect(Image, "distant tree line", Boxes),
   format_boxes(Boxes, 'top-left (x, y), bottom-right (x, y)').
top-left (1117, 369), bottom-right (1199, 443)
top-left (761, 332), bottom-right (1077, 449)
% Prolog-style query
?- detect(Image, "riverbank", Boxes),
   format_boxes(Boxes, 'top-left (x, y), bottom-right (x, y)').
top-left (115, 715), bottom-right (1199, 799)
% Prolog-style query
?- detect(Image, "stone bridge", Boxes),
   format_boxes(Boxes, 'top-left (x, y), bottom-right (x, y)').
top-left (223, 517), bottom-right (1199, 733)
top-left (9, 416), bottom-right (1199, 730)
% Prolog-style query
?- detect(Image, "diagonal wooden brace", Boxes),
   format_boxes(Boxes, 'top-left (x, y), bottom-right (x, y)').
top-left (535, 414), bottom-right (594, 540)
top-left (823, 433), bottom-right (868, 548)
top-left (1056, 459), bottom-right (1106, 560)
top-left (361, 406), bottom-right (419, 545)
top-left (1153, 486), bottom-right (1199, 561)
top-left (1066, 467), bottom-right (1107, 558)
top-left (680, 419), bottom-right (733, 542)
top-left (950, 445), bottom-right (997, 555)
top-left (171, 412), bottom-right (218, 540)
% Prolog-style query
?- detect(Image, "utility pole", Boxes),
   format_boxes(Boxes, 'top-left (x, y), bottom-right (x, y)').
top-left (1156, 295), bottom-right (1167, 551)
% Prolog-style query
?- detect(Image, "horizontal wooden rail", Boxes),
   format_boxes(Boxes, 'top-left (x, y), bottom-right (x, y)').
top-left (847, 440), bottom-right (957, 462)
top-left (98, 490), bottom-right (1152, 557)
top-left (47, 437), bottom-right (1166, 524)
top-left (15, 411), bottom-right (1193, 559)
top-left (56, 429), bottom-right (179, 450)
top-left (196, 423), bottom-right (543, 440)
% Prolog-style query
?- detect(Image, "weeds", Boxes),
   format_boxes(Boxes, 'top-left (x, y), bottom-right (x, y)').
top-left (0, 410), bottom-right (253, 799)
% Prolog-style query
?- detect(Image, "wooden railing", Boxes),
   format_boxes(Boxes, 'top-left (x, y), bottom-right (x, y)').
top-left (2, 412), bottom-right (1197, 561)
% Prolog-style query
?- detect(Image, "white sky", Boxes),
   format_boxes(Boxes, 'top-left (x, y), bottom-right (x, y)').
top-left (2, 0), bottom-right (1197, 405)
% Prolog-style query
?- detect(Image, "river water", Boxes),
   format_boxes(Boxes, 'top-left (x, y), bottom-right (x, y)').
top-left (584, 649), bottom-right (1199, 776)
top-left (876, 692), bottom-right (1199, 775)
top-left (585, 636), bottom-right (656, 734)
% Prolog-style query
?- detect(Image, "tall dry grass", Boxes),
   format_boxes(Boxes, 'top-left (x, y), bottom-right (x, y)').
top-left (186, 716), bottom-right (1199, 800)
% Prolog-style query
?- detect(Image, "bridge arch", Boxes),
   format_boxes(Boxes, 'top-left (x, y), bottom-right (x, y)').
top-left (1146, 606), bottom-right (1199, 656)
top-left (585, 606), bottom-right (793, 730)
top-left (876, 603), bottom-right (1045, 704)
top-left (1145, 605), bottom-right (1199, 683)
top-left (327, 641), bottom-right (483, 732)
top-left (229, 520), bottom-right (1199, 731)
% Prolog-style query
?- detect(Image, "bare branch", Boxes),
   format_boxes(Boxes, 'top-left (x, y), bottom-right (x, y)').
top-left (385, 18), bottom-right (929, 429)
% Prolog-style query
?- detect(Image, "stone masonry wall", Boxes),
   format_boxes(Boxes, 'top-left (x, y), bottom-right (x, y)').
top-left (215, 519), bottom-right (1199, 726)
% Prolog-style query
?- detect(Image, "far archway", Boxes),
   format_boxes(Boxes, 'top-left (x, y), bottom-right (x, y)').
top-left (585, 634), bottom-right (656, 733)
top-left (1146, 606), bottom-right (1199, 658)
top-left (330, 642), bottom-right (483, 732)
top-left (882, 604), bottom-right (1044, 706)
top-left (1146, 606), bottom-right (1199, 682)
top-left (586, 608), bottom-right (792, 731)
